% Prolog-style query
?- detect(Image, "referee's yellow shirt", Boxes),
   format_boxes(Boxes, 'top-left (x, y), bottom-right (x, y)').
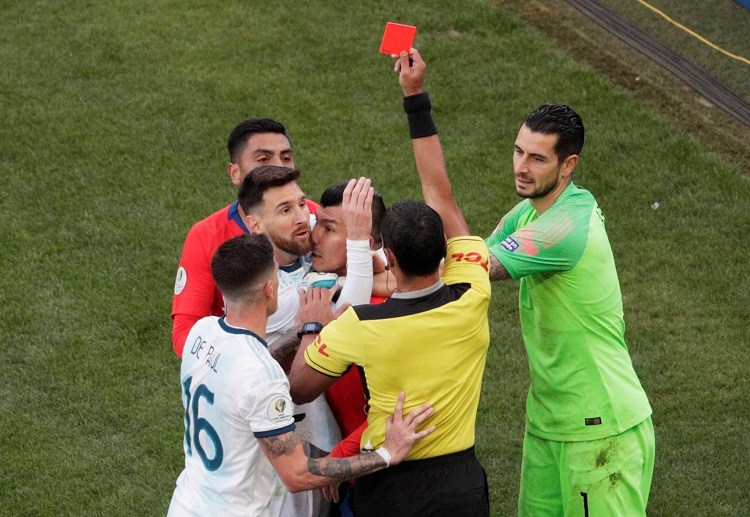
top-left (305, 236), bottom-right (491, 459)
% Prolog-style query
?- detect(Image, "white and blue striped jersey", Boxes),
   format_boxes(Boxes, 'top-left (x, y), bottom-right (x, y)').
top-left (168, 316), bottom-right (296, 516)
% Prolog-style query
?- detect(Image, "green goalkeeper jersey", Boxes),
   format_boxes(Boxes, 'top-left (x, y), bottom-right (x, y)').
top-left (486, 182), bottom-right (651, 442)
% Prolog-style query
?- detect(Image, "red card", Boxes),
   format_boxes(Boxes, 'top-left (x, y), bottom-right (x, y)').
top-left (379, 22), bottom-right (417, 55)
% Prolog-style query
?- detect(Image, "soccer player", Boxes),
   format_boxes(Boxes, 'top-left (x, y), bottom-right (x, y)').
top-left (237, 166), bottom-right (378, 516)
top-left (168, 232), bottom-right (435, 516)
top-left (171, 118), bottom-right (318, 357)
top-left (237, 167), bottom-right (377, 360)
top-left (486, 101), bottom-right (655, 516)
top-left (395, 48), bottom-right (655, 516)
top-left (287, 54), bottom-right (493, 515)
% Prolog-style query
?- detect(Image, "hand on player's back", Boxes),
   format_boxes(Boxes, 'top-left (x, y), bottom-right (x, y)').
top-left (382, 391), bottom-right (436, 466)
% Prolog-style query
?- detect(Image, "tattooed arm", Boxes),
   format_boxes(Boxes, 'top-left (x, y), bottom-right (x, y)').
top-left (489, 254), bottom-right (512, 281)
top-left (266, 328), bottom-right (301, 373)
top-left (258, 432), bottom-right (385, 491)
top-left (258, 392), bottom-right (436, 492)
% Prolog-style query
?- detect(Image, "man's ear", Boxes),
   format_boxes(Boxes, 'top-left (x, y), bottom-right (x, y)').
top-left (246, 212), bottom-right (264, 234)
top-left (228, 162), bottom-right (242, 186)
top-left (561, 154), bottom-right (579, 179)
top-left (263, 279), bottom-right (275, 300)
top-left (384, 248), bottom-right (396, 270)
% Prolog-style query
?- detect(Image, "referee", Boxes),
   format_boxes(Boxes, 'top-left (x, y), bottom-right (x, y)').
top-left (289, 50), bottom-right (492, 516)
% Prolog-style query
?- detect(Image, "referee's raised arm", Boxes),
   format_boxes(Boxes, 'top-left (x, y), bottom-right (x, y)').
top-left (395, 48), bottom-right (470, 239)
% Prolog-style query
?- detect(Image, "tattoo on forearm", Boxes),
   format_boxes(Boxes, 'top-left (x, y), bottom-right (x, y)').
top-left (259, 432), bottom-right (303, 459)
top-left (307, 451), bottom-right (385, 481)
top-left (489, 255), bottom-right (511, 281)
top-left (260, 432), bottom-right (387, 485)
top-left (267, 330), bottom-right (301, 364)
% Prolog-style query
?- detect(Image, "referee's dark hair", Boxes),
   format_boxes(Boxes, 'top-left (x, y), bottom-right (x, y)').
top-left (211, 233), bottom-right (275, 302)
top-left (381, 200), bottom-right (446, 277)
top-left (227, 118), bottom-right (289, 163)
top-left (238, 165), bottom-right (301, 214)
top-left (320, 181), bottom-right (387, 247)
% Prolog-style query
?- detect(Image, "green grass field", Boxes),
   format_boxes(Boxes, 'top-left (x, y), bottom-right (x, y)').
top-left (1, 1), bottom-right (748, 515)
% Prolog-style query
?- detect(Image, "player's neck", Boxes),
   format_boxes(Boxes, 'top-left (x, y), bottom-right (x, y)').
top-left (224, 308), bottom-right (268, 340)
top-left (530, 179), bottom-right (570, 215)
top-left (274, 248), bottom-right (300, 269)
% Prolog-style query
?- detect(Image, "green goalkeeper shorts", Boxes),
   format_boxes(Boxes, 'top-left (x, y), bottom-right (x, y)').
top-left (519, 416), bottom-right (655, 517)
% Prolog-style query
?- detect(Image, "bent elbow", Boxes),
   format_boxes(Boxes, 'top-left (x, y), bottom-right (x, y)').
top-left (289, 384), bottom-right (315, 405)
top-left (287, 482), bottom-right (308, 493)
top-left (287, 370), bottom-right (316, 404)
top-left (279, 474), bottom-right (311, 493)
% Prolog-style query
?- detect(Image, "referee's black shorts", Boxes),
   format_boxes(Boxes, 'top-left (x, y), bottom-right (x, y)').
top-left (352, 446), bottom-right (489, 517)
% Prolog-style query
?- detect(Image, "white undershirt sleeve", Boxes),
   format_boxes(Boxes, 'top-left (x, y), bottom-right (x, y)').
top-left (333, 239), bottom-right (373, 311)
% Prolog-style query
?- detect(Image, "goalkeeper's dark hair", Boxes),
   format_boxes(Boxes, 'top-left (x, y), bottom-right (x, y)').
top-left (211, 233), bottom-right (275, 302)
top-left (381, 200), bottom-right (445, 277)
top-left (227, 118), bottom-right (289, 163)
top-left (524, 103), bottom-right (584, 162)
top-left (320, 181), bottom-right (387, 247)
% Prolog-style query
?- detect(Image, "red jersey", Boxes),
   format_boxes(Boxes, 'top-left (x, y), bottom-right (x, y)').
top-left (171, 202), bottom-right (246, 356)
top-left (325, 367), bottom-right (367, 441)
top-left (171, 200), bottom-right (318, 357)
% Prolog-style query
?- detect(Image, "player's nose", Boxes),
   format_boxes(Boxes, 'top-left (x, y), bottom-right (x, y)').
top-left (514, 163), bottom-right (529, 177)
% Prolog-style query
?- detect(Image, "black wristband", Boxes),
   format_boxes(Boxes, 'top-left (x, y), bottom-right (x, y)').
top-left (403, 92), bottom-right (432, 114)
top-left (403, 92), bottom-right (438, 139)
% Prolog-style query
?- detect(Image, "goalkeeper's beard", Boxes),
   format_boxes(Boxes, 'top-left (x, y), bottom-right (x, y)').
top-left (517, 175), bottom-right (560, 199)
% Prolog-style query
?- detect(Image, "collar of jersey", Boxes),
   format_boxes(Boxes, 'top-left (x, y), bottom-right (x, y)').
top-left (280, 256), bottom-right (308, 273)
top-left (391, 280), bottom-right (445, 299)
top-left (548, 181), bottom-right (579, 210)
top-left (228, 200), bottom-right (250, 233)
top-left (219, 316), bottom-right (268, 348)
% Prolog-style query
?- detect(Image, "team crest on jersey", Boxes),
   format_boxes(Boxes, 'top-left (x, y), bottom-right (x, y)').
top-left (267, 396), bottom-right (293, 424)
top-left (500, 237), bottom-right (520, 252)
top-left (174, 267), bottom-right (187, 294)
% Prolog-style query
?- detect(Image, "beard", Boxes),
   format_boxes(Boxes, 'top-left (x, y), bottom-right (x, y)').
top-left (516, 175), bottom-right (560, 199)
top-left (268, 231), bottom-right (312, 258)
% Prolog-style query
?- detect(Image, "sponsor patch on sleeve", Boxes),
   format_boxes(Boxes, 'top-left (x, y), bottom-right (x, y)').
top-left (267, 396), bottom-right (294, 425)
top-left (174, 266), bottom-right (187, 295)
top-left (500, 237), bottom-right (520, 252)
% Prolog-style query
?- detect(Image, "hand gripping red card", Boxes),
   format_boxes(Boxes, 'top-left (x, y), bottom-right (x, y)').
top-left (379, 22), bottom-right (417, 54)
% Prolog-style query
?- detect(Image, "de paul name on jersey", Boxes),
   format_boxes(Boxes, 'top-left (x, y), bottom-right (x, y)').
top-left (188, 335), bottom-right (221, 373)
